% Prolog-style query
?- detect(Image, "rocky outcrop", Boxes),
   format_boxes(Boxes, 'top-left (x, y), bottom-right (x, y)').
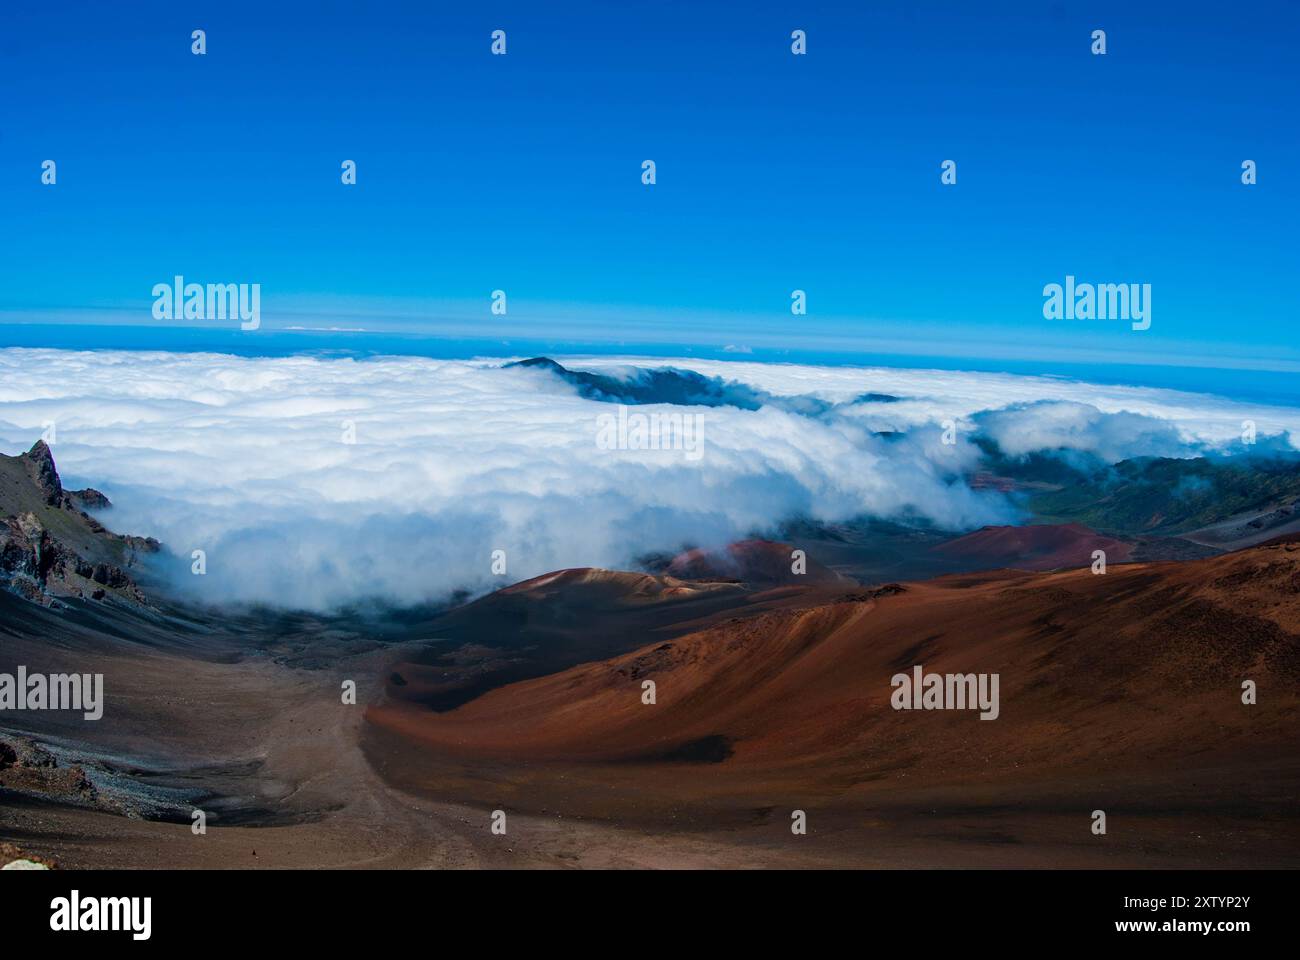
top-left (0, 442), bottom-right (156, 606)
top-left (0, 736), bottom-right (98, 808)
top-left (68, 487), bottom-right (111, 510)
top-left (0, 513), bottom-right (148, 605)
top-left (0, 733), bottom-right (191, 822)
top-left (23, 439), bottom-right (63, 505)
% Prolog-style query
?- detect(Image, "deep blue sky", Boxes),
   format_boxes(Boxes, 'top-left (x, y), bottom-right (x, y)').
top-left (1, 1), bottom-right (1296, 376)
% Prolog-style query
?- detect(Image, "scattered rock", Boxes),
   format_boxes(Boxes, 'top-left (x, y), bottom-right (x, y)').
top-left (0, 841), bottom-right (58, 870)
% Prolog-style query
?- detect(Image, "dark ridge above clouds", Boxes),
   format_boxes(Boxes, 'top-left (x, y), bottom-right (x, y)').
top-left (505, 356), bottom-right (769, 409)
top-left (505, 356), bottom-right (901, 413)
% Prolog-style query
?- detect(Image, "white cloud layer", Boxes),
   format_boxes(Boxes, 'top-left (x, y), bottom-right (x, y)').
top-left (1, 349), bottom-right (1295, 610)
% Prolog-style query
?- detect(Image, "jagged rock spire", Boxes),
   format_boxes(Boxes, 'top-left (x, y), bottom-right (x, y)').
top-left (24, 440), bottom-right (62, 506)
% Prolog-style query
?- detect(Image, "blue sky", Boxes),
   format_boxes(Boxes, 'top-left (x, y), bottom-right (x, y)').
top-left (1, 1), bottom-right (1296, 376)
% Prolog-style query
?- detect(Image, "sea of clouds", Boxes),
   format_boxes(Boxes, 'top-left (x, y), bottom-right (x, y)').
top-left (1, 348), bottom-right (1295, 611)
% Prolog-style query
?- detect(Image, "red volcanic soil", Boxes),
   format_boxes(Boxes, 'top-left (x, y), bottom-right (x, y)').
top-left (366, 539), bottom-right (1300, 864)
top-left (665, 538), bottom-right (848, 585)
top-left (931, 522), bottom-right (1132, 571)
top-left (501, 567), bottom-right (736, 601)
top-left (381, 563), bottom-right (855, 712)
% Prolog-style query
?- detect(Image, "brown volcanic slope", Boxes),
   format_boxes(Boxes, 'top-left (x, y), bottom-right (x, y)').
top-left (664, 538), bottom-right (849, 585)
top-left (931, 522), bottom-right (1133, 572)
top-left (383, 550), bottom-right (855, 712)
top-left (367, 539), bottom-right (1300, 863)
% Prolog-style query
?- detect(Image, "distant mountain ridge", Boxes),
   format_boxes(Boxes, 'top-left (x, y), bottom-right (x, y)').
top-left (1027, 453), bottom-right (1300, 542)
top-left (506, 356), bottom-right (901, 414)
